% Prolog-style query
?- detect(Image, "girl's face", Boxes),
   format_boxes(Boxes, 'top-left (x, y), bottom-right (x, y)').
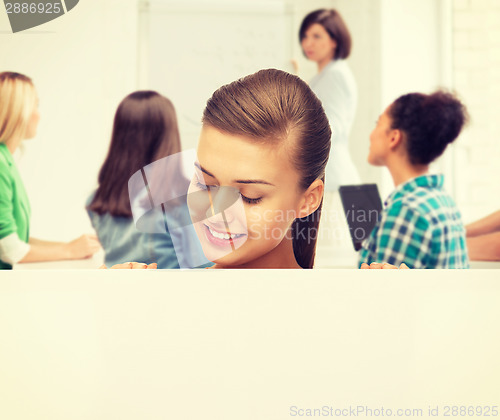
top-left (368, 106), bottom-right (394, 166)
top-left (301, 23), bottom-right (337, 63)
top-left (187, 125), bottom-right (306, 267)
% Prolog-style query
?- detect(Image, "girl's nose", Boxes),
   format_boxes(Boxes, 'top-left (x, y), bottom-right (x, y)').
top-left (205, 186), bottom-right (240, 223)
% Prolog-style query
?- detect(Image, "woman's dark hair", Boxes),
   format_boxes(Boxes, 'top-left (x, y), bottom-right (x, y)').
top-left (299, 9), bottom-right (352, 60)
top-left (202, 69), bottom-right (331, 269)
top-left (89, 91), bottom-right (181, 217)
top-left (388, 90), bottom-right (469, 165)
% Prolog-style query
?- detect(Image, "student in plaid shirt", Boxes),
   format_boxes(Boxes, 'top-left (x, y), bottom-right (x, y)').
top-left (359, 90), bottom-right (469, 269)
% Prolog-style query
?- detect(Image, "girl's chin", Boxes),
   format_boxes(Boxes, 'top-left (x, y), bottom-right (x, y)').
top-left (205, 253), bottom-right (245, 268)
top-left (204, 244), bottom-right (264, 268)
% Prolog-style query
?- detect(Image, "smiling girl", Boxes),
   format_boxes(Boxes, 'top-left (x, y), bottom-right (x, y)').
top-left (186, 69), bottom-right (331, 269)
top-left (107, 69), bottom-right (331, 270)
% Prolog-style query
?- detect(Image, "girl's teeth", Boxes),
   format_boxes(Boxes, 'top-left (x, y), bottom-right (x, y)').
top-left (208, 226), bottom-right (239, 240)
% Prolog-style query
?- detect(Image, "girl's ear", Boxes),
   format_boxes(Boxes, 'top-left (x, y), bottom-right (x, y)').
top-left (389, 129), bottom-right (403, 150)
top-left (297, 179), bottom-right (324, 219)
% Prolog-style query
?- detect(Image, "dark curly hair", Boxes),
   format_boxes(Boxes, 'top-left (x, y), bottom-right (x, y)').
top-left (388, 90), bottom-right (469, 165)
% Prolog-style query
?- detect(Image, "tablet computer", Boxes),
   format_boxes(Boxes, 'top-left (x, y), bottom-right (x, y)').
top-left (338, 184), bottom-right (383, 251)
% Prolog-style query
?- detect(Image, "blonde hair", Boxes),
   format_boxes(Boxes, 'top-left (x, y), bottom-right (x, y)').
top-left (0, 72), bottom-right (37, 147)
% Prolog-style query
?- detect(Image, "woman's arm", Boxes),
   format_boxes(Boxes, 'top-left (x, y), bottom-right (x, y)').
top-left (467, 232), bottom-right (500, 261)
top-left (466, 210), bottom-right (500, 238)
top-left (19, 234), bottom-right (101, 263)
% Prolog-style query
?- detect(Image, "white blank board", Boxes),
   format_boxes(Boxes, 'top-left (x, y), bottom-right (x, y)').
top-left (141, 0), bottom-right (293, 150)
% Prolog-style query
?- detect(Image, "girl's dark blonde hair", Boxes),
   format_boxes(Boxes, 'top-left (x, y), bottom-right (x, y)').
top-left (0, 72), bottom-right (37, 145)
top-left (202, 69), bottom-right (331, 268)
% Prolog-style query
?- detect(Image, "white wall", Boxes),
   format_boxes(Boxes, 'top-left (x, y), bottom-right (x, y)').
top-left (0, 0), bottom-right (139, 240)
top-left (452, 0), bottom-right (500, 223)
top-left (140, 0), bottom-right (298, 151)
top-left (380, 0), bottom-right (442, 106)
top-left (378, 0), bottom-right (447, 198)
top-left (332, 0), bottom-right (383, 189)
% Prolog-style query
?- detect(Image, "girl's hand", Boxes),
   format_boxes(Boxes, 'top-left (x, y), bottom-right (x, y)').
top-left (99, 262), bottom-right (157, 269)
top-left (67, 234), bottom-right (101, 259)
top-left (360, 262), bottom-right (409, 269)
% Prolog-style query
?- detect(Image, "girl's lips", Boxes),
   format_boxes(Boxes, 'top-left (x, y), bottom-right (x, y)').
top-left (202, 223), bottom-right (247, 248)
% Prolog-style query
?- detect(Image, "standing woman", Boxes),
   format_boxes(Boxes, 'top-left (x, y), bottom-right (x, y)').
top-left (299, 9), bottom-right (360, 190)
top-left (0, 72), bottom-right (100, 269)
top-left (360, 90), bottom-right (469, 269)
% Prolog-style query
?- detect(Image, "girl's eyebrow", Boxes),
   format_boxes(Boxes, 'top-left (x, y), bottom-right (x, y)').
top-left (235, 179), bottom-right (275, 186)
top-left (194, 162), bottom-right (275, 186)
top-left (194, 162), bottom-right (215, 178)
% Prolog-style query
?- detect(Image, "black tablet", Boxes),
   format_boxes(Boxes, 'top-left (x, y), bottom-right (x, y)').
top-left (338, 184), bottom-right (383, 251)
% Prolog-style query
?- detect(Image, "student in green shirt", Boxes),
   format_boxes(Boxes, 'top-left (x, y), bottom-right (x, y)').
top-left (359, 90), bottom-right (469, 269)
top-left (0, 71), bottom-right (100, 269)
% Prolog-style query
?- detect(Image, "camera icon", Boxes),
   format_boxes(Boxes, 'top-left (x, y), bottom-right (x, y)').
top-left (128, 150), bottom-right (248, 269)
top-left (5, 0), bottom-right (79, 33)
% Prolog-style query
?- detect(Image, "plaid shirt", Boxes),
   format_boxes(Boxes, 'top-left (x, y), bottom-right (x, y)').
top-left (358, 174), bottom-right (469, 269)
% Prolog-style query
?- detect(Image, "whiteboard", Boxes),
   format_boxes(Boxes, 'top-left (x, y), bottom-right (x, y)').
top-left (139, 0), bottom-right (294, 150)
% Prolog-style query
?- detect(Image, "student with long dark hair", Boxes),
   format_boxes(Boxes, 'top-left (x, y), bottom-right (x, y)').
top-left (87, 91), bottom-right (182, 268)
top-left (360, 90), bottom-right (469, 269)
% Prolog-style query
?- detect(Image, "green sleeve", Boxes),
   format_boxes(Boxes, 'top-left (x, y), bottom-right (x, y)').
top-left (0, 167), bottom-right (17, 240)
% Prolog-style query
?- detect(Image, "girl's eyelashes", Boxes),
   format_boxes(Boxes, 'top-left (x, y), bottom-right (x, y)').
top-left (194, 180), bottom-right (263, 205)
top-left (195, 179), bottom-right (210, 190)
top-left (241, 195), bottom-right (262, 205)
